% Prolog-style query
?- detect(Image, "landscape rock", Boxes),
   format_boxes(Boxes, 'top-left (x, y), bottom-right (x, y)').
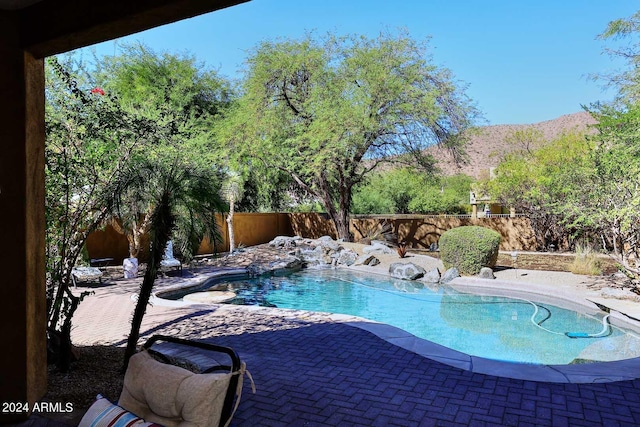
top-left (389, 262), bottom-right (426, 280)
top-left (440, 267), bottom-right (460, 284)
top-left (354, 254), bottom-right (380, 267)
top-left (269, 235), bottom-right (302, 248)
top-left (422, 268), bottom-right (441, 284)
top-left (319, 239), bottom-right (341, 252)
top-left (336, 250), bottom-right (358, 266)
top-left (363, 242), bottom-right (394, 255)
top-left (249, 255), bottom-right (303, 276)
top-left (478, 267), bottom-right (495, 279)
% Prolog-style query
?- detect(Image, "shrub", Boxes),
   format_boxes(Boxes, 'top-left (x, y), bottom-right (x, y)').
top-left (439, 226), bottom-right (501, 275)
top-left (569, 243), bottom-right (602, 276)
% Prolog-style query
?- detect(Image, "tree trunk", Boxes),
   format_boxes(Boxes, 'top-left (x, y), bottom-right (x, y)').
top-left (316, 171), bottom-right (354, 242)
top-left (334, 211), bottom-right (352, 241)
top-left (122, 194), bottom-right (174, 372)
top-left (227, 196), bottom-right (235, 253)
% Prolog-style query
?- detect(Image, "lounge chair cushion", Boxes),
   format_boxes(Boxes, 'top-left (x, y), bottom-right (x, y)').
top-left (72, 266), bottom-right (103, 280)
top-left (118, 351), bottom-right (232, 427)
top-left (160, 258), bottom-right (181, 268)
top-left (78, 395), bottom-right (162, 427)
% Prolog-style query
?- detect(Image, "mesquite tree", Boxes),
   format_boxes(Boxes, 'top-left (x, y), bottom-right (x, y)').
top-left (219, 31), bottom-right (478, 241)
top-left (97, 43), bottom-right (232, 259)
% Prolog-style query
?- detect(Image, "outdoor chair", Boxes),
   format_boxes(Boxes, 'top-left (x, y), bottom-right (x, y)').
top-left (79, 334), bottom-right (253, 427)
top-left (160, 240), bottom-right (182, 275)
top-left (71, 266), bottom-right (103, 288)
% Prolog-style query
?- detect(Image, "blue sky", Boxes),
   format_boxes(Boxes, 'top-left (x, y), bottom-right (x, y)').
top-left (88, 0), bottom-right (638, 125)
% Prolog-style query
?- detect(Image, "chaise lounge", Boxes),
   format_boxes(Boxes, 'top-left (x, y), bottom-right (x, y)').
top-left (79, 335), bottom-right (252, 427)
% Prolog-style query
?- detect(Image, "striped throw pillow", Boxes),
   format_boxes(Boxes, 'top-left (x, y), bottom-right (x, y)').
top-left (79, 395), bottom-right (164, 427)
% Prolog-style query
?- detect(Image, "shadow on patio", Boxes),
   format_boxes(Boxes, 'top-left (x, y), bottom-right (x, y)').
top-left (132, 311), bottom-right (640, 426)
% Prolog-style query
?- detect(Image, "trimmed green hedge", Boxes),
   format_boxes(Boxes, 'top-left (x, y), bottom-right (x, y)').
top-left (439, 226), bottom-right (501, 275)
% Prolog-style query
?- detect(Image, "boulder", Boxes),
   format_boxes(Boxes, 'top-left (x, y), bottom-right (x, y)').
top-left (478, 267), bottom-right (495, 279)
top-left (389, 262), bottom-right (426, 280)
top-left (269, 256), bottom-right (303, 272)
top-left (319, 239), bottom-right (341, 252)
top-left (422, 268), bottom-right (441, 284)
top-left (269, 236), bottom-right (302, 248)
top-left (354, 254), bottom-right (380, 267)
top-left (440, 267), bottom-right (460, 284)
top-left (363, 242), bottom-right (394, 255)
top-left (336, 249), bottom-right (358, 266)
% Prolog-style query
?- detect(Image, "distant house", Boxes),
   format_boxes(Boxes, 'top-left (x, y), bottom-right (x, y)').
top-left (469, 168), bottom-right (514, 218)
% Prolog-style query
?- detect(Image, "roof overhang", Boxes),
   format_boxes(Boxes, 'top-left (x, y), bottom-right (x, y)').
top-left (5, 0), bottom-right (249, 58)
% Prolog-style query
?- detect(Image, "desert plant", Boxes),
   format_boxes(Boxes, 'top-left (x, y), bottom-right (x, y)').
top-left (356, 220), bottom-right (395, 245)
top-left (397, 241), bottom-right (408, 258)
top-left (109, 156), bottom-right (225, 371)
top-left (569, 243), bottom-right (602, 276)
top-left (439, 226), bottom-right (501, 275)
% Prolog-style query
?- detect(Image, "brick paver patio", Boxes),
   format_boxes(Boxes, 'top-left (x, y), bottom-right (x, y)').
top-left (62, 269), bottom-right (640, 427)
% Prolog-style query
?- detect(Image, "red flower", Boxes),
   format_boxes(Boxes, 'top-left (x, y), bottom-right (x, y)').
top-left (90, 87), bottom-right (105, 96)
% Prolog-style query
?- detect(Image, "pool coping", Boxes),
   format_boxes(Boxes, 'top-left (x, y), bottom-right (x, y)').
top-left (150, 268), bottom-right (640, 384)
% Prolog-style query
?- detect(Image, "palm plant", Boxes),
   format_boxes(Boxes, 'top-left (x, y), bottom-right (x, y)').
top-left (109, 155), bottom-right (225, 370)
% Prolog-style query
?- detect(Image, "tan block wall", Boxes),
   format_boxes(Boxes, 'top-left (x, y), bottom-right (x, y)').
top-left (86, 212), bottom-right (546, 264)
top-left (86, 213), bottom-right (294, 263)
top-left (86, 212), bottom-right (618, 273)
top-left (290, 213), bottom-right (538, 251)
top-left (198, 213), bottom-right (294, 254)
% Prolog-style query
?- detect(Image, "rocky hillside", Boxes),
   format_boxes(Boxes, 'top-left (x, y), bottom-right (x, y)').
top-left (430, 111), bottom-right (598, 179)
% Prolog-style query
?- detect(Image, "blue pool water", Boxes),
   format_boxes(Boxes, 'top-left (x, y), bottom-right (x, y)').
top-left (171, 269), bottom-right (640, 365)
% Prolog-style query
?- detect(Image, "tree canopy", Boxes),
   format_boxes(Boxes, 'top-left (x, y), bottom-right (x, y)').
top-left (45, 45), bottom-right (231, 370)
top-left (484, 130), bottom-right (594, 251)
top-left (218, 31), bottom-right (478, 240)
top-left (97, 43), bottom-right (233, 164)
top-left (352, 168), bottom-right (472, 215)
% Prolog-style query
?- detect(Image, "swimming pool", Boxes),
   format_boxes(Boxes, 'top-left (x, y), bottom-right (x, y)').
top-left (166, 269), bottom-right (640, 365)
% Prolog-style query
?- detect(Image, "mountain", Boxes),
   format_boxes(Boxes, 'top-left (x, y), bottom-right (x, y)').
top-left (429, 111), bottom-right (598, 179)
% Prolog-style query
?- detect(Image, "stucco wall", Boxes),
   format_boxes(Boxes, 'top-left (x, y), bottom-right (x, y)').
top-left (86, 213), bottom-right (293, 263)
top-left (86, 212), bottom-right (542, 264)
top-left (290, 213), bottom-right (538, 251)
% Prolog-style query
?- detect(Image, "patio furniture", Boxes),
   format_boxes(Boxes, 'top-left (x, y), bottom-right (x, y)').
top-left (79, 334), bottom-right (253, 427)
top-left (90, 257), bottom-right (114, 268)
top-left (71, 266), bottom-right (103, 288)
top-left (160, 240), bottom-right (182, 275)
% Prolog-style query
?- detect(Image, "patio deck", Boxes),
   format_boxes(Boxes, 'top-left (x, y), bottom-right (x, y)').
top-left (23, 266), bottom-right (640, 426)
